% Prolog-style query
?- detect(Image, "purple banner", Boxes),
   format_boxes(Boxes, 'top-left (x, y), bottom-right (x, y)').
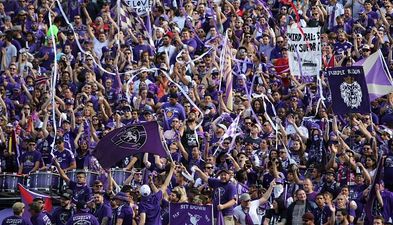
top-left (327, 66), bottom-right (370, 115)
top-left (93, 121), bottom-right (167, 168)
top-left (170, 203), bottom-right (213, 225)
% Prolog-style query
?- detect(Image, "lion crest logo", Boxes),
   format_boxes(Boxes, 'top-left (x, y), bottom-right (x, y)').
top-left (111, 125), bottom-right (147, 150)
top-left (340, 76), bottom-right (363, 109)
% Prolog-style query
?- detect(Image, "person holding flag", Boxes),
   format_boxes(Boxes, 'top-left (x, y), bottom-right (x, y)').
top-left (194, 167), bottom-right (237, 225)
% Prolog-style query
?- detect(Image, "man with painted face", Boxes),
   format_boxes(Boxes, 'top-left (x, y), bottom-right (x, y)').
top-left (195, 168), bottom-right (237, 225)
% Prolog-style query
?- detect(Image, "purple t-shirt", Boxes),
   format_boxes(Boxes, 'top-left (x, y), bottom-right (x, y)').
top-left (30, 212), bottom-right (51, 225)
top-left (139, 191), bottom-right (163, 225)
top-left (116, 204), bottom-right (134, 225)
top-left (1, 215), bottom-right (30, 225)
top-left (51, 207), bottom-right (74, 225)
top-left (93, 203), bottom-right (112, 225)
top-left (19, 150), bottom-right (41, 174)
top-left (208, 178), bottom-right (237, 217)
top-left (53, 149), bottom-right (75, 170)
top-left (65, 212), bottom-right (99, 225)
top-left (68, 181), bottom-right (92, 204)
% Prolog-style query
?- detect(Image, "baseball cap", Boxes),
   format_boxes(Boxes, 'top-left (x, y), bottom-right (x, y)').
top-left (55, 136), bottom-right (64, 144)
top-left (239, 193), bottom-right (251, 202)
top-left (114, 192), bottom-right (130, 202)
top-left (61, 192), bottom-right (72, 200)
top-left (216, 169), bottom-right (230, 177)
top-left (140, 185), bottom-right (151, 197)
top-left (76, 201), bottom-right (89, 212)
top-left (217, 124), bottom-right (227, 132)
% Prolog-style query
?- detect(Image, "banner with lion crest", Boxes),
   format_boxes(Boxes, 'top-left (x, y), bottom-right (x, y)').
top-left (327, 66), bottom-right (371, 115)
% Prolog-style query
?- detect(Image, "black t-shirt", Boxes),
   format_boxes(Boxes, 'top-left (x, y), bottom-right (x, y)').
top-left (264, 209), bottom-right (287, 224)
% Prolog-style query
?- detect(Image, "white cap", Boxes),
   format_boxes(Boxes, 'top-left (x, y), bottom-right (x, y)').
top-left (140, 184), bottom-right (151, 197)
top-left (217, 124), bottom-right (227, 132)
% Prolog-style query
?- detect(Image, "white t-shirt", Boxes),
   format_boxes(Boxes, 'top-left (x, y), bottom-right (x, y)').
top-left (93, 38), bottom-right (108, 59)
top-left (234, 200), bottom-right (261, 225)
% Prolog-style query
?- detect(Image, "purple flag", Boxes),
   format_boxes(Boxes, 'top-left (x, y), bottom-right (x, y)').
top-left (93, 121), bottom-right (167, 168)
top-left (217, 210), bottom-right (225, 225)
top-left (169, 202), bottom-right (213, 225)
top-left (354, 50), bottom-right (393, 101)
top-left (364, 156), bottom-right (383, 224)
top-left (327, 66), bottom-right (370, 115)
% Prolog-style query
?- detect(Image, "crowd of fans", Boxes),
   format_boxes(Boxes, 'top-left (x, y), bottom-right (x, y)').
top-left (1, 0), bottom-right (393, 224)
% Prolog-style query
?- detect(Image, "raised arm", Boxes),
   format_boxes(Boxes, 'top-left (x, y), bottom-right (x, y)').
top-left (161, 163), bottom-right (175, 193)
top-left (194, 166), bottom-right (209, 183)
top-left (53, 158), bottom-right (70, 183)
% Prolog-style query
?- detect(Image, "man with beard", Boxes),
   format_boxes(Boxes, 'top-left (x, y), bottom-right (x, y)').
top-left (181, 109), bottom-right (200, 153)
top-left (30, 202), bottom-right (52, 225)
top-left (319, 168), bottom-right (341, 199)
top-left (92, 192), bottom-right (112, 225)
top-left (157, 35), bottom-right (176, 60)
top-left (51, 192), bottom-right (75, 225)
top-left (194, 168), bottom-right (237, 225)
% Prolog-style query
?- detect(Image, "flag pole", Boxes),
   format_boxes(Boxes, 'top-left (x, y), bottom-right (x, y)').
top-left (158, 125), bottom-right (174, 163)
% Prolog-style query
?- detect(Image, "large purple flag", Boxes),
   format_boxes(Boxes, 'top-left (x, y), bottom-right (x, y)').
top-left (93, 122), bottom-right (167, 168)
top-left (364, 156), bottom-right (383, 224)
top-left (327, 66), bottom-right (370, 115)
top-left (169, 203), bottom-right (213, 225)
top-left (354, 50), bottom-right (393, 101)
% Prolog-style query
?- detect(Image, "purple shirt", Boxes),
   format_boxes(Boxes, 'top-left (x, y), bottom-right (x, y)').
top-left (139, 191), bottom-right (163, 225)
top-left (116, 204), bottom-right (134, 225)
top-left (19, 150), bottom-right (41, 174)
top-left (68, 181), bottom-right (93, 204)
top-left (30, 212), bottom-right (51, 225)
top-left (93, 203), bottom-right (112, 225)
top-left (2, 215), bottom-right (31, 225)
top-left (208, 178), bottom-right (237, 217)
top-left (51, 207), bottom-right (74, 225)
top-left (53, 149), bottom-right (75, 170)
top-left (65, 212), bottom-right (99, 225)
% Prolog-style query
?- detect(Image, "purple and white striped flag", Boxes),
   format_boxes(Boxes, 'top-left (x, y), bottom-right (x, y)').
top-left (117, 0), bottom-right (151, 41)
top-left (354, 50), bottom-right (393, 101)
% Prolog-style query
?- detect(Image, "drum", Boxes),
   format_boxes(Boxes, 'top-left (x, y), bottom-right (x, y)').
top-left (28, 172), bottom-right (60, 192)
top-left (0, 173), bottom-right (26, 192)
top-left (111, 169), bottom-right (132, 187)
top-left (67, 170), bottom-right (99, 187)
